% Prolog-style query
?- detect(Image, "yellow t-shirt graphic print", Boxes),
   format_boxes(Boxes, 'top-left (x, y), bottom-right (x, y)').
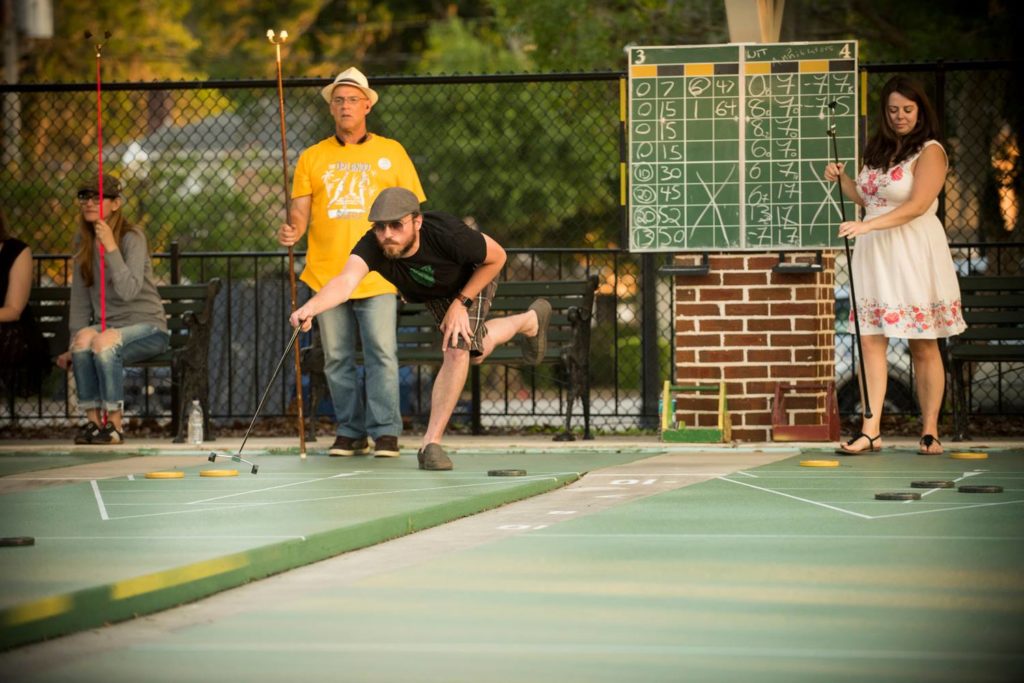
top-left (292, 135), bottom-right (425, 297)
top-left (322, 161), bottom-right (374, 219)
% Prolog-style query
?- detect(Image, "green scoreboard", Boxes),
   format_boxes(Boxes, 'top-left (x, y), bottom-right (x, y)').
top-left (626, 41), bottom-right (858, 252)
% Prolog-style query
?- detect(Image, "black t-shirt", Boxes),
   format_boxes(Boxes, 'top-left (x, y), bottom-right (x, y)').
top-left (352, 211), bottom-right (487, 303)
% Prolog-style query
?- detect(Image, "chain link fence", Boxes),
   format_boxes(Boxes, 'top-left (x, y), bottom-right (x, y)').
top-left (2, 62), bottom-right (1020, 431)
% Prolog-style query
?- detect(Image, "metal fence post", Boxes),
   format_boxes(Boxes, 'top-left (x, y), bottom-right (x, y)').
top-left (641, 253), bottom-right (660, 428)
top-left (170, 241), bottom-right (180, 285)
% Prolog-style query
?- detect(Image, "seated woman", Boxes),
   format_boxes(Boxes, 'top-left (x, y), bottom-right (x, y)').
top-left (56, 175), bottom-right (169, 444)
top-left (0, 210), bottom-right (50, 402)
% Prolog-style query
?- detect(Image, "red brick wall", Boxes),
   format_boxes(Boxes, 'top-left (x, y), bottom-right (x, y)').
top-left (673, 253), bottom-right (835, 441)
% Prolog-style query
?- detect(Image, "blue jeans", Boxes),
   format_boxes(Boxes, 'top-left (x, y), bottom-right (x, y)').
top-left (72, 323), bottom-right (170, 412)
top-left (317, 294), bottom-right (401, 438)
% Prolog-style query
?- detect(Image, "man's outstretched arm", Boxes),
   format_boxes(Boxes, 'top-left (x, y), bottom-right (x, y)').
top-left (290, 255), bottom-right (371, 330)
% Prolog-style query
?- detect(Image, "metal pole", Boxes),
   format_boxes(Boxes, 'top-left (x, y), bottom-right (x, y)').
top-left (828, 101), bottom-right (872, 419)
top-left (267, 29), bottom-right (307, 458)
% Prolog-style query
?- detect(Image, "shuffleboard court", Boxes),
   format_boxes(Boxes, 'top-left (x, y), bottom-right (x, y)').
top-left (13, 449), bottom-right (1019, 682)
top-left (0, 451), bottom-right (138, 478)
top-left (0, 449), bottom-right (649, 649)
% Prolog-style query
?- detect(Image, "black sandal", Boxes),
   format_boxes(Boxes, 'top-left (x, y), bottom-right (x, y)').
top-left (918, 434), bottom-right (943, 455)
top-left (835, 432), bottom-right (882, 455)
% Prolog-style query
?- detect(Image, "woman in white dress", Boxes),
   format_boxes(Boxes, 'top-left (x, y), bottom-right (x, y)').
top-left (824, 76), bottom-right (966, 455)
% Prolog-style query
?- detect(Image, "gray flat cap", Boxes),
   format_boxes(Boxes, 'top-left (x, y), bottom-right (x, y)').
top-left (368, 187), bottom-right (420, 222)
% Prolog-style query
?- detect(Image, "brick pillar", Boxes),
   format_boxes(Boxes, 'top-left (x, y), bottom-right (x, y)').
top-left (673, 253), bottom-right (835, 442)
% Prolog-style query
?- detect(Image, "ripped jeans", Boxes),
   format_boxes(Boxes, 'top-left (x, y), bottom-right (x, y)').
top-left (71, 323), bottom-right (170, 413)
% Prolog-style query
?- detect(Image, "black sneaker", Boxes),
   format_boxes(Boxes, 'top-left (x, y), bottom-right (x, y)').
top-left (417, 443), bottom-right (453, 471)
top-left (90, 423), bottom-right (125, 445)
top-left (373, 435), bottom-right (401, 458)
top-left (329, 435), bottom-right (370, 457)
top-left (74, 422), bottom-right (102, 445)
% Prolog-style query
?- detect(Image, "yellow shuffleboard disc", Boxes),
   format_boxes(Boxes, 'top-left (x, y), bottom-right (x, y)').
top-left (145, 471), bottom-right (185, 479)
top-left (950, 452), bottom-right (988, 460)
top-left (800, 460), bottom-right (839, 467)
top-left (200, 469), bottom-right (239, 477)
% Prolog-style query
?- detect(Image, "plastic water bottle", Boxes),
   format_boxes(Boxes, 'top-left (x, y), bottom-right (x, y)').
top-left (187, 399), bottom-right (204, 445)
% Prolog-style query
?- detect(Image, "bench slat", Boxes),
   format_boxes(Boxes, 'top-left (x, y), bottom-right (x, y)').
top-left (962, 311), bottom-right (1024, 325)
top-left (961, 294), bottom-right (1024, 308)
top-left (956, 328), bottom-right (1024, 341)
top-left (957, 276), bottom-right (1024, 292)
top-left (949, 346), bottom-right (1024, 362)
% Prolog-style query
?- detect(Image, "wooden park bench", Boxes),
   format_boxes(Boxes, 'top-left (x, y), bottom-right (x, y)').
top-left (26, 279), bottom-right (221, 442)
top-left (948, 274), bottom-right (1024, 441)
top-left (301, 277), bottom-right (598, 442)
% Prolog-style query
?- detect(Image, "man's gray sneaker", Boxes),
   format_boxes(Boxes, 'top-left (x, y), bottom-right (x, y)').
top-left (521, 298), bottom-right (551, 366)
top-left (329, 435), bottom-right (370, 457)
top-left (417, 443), bottom-right (453, 471)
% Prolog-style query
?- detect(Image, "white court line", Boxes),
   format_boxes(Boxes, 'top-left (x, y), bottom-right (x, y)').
top-left (586, 472), bottom-right (731, 477)
top-left (105, 477), bottom-right (561, 521)
top-left (718, 476), bottom-right (872, 519)
top-left (90, 480), bottom-right (109, 521)
top-left (870, 499), bottom-right (1024, 520)
top-left (722, 471), bottom-right (1022, 521)
top-left (533, 532), bottom-right (1024, 541)
top-left (126, 474), bottom-right (134, 481)
top-left (734, 471), bottom-right (758, 478)
top-left (34, 535), bottom-right (308, 541)
top-left (133, 641), bottom-right (1023, 663)
top-left (913, 470), bottom-right (984, 502)
top-left (186, 471), bottom-right (366, 505)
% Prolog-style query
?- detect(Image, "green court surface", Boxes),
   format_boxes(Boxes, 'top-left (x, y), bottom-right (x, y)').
top-left (0, 451), bottom-right (136, 478)
top-left (0, 448), bottom-right (648, 650)
top-left (9, 448), bottom-right (1022, 683)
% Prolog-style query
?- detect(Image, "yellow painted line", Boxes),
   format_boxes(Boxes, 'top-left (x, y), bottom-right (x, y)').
top-left (860, 70), bottom-right (868, 116)
top-left (620, 163), bottom-right (626, 205)
top-left (685, 63), bottom-right (714, 76)
top-left (619, 78), bottom-right (626, 122)
top-left (799, 60), bottom-right (829, 73)
top-left (630, 64), bottom-right (657, 78)
top-left (745, 62), bottom-right (771, 75)
top-left (111, 553), bottom-right (249, 600)
top-left (2, 594), bottom-right (73, 626)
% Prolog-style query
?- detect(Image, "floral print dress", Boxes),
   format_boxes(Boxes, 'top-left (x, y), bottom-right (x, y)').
top-left (852, 139), bottom-right (966, 339)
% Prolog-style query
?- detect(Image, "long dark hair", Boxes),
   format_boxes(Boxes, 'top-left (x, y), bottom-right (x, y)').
top-left (862, 76), bottom-right (941, 170)
top-left (75, 204), bottom-right (135, 288)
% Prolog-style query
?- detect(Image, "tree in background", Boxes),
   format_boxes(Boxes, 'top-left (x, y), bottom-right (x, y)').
top-left (375, 16), bottom-right (618, 249)
top-left (3, 0), bottom-right (1020, 255)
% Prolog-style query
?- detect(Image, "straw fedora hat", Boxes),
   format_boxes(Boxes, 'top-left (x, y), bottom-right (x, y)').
top-left (321, 67), bottom-right (379, 106)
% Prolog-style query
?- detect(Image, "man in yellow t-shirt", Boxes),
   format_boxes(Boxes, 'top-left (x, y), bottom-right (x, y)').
top-left (279, 67), bottom-right (425, 458)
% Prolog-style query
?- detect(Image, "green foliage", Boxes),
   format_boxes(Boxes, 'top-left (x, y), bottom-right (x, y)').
top-left (358, 16), bottom-right (619, 248)
top-left (11, 1), bottom-right (1018, 84)
top-left (589, 330), bottom-right (670, 391)
top-left (19, 0), bottom-right (200, 83)
top-left (418, 16), bottom-right (530, 73)
top-left (488, 0), bottom-right (728, 71)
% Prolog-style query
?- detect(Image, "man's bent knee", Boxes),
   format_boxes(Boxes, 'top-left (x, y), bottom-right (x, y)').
top-left (440, 347), bottom-right (471, 366)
